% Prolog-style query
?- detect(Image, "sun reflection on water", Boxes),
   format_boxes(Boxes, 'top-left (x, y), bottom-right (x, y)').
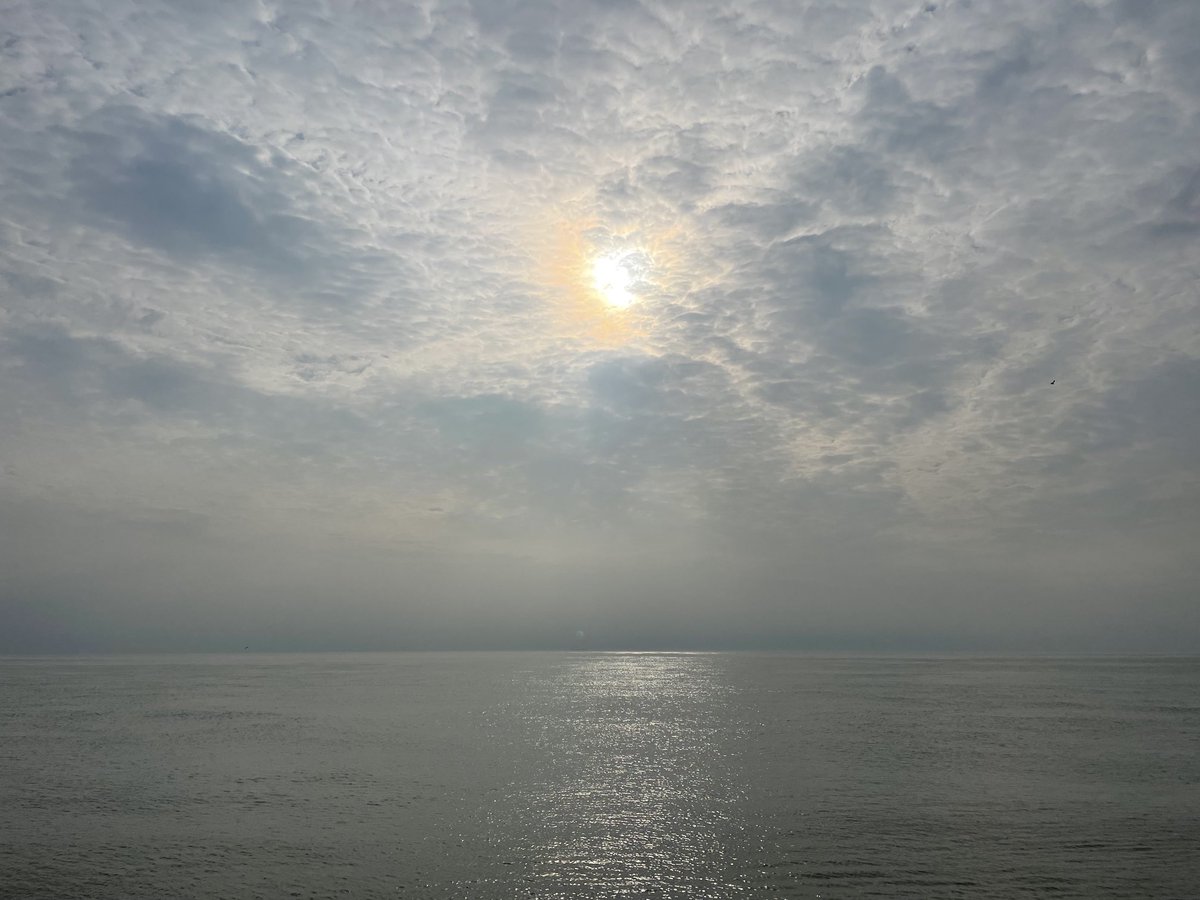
top-left (503, 653), bottom-right (749, 898)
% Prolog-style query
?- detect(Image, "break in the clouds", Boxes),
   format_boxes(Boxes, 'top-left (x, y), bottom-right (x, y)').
top-left (1, 0), bottom-right (1198, 651)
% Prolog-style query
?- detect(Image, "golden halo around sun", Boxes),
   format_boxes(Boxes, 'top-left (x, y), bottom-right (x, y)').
top-left (527, 212), bottom-right (684, 346)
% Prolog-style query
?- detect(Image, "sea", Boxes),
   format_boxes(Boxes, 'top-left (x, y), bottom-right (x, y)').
top-left (1, 653), bottom-right (1197, 898)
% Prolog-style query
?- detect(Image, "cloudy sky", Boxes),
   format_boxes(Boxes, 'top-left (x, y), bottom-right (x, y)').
top-left (2, 0), bottom-right (1198, 652)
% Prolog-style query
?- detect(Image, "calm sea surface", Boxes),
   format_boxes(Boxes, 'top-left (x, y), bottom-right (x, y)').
top-left (1, 653), bottom-right (1197, 898)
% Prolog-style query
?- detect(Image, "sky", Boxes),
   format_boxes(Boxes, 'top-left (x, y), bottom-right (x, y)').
top-left (1, 0), bottom-right (1198, 652)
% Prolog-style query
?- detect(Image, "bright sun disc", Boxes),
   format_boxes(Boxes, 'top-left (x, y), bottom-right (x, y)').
top-left (592, 252), bottom-right (635, 309)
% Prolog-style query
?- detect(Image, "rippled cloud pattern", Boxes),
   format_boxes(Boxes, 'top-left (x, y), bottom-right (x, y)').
top-left (1, 1), bottom-right (1198, 650)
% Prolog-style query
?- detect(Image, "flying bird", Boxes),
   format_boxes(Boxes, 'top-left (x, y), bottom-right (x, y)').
top-left (1050, 380), bottom-right (1055, 385)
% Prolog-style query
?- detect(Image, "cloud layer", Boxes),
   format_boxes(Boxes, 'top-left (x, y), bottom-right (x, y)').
top-left (2, 0), bottom-right (1198, 650)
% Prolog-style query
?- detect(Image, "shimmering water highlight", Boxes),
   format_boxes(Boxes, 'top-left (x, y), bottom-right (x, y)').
top-left (2, 653), bottom-right (1197, 898)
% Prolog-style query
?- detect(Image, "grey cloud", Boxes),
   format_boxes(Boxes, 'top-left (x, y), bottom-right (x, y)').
top-left (1, 0), bottom-right (1198, 651)
top-left (857, 66), bottom-right (962, 163)
top-left (797, 145), bottom-right (898, 218)
top-left (1113, 1), bottom-right (1200, 95)
top-left (821, 306), bottom-right (930, 369)
top-left (2, 323), bottom-right (222, 416)
top-left (65, 107), bottom-right (398, 308)
top-left (1145, 167), bottom-right (1200, 239)
top-left (421, 393), bottom-right (547, 459)
top-left (72, 112), bottom-right (302, 263)
top-left (0, 323), bottom-right (383, 471)
top-left (758, 231), bottom-right (875, 321)
top-left (1066, 358), bottom-right (1200, 461)
top-left (704, 200), bottom-right (816, 241)
top-left (631, 156), bottom-right (713, 211)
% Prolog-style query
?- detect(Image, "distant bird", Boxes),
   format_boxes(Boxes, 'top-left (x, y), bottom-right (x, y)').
top-left (1050, 380), bottom-right (1055, 385)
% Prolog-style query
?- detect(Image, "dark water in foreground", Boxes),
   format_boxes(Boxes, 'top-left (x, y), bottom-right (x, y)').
top-left (1, 653), bottom-right (1197, 898)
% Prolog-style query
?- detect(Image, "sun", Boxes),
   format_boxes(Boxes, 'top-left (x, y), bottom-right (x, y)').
top-left (592, 252), bottom-right (636, 309)
top-left (531, 215), bottom-right (661, 341)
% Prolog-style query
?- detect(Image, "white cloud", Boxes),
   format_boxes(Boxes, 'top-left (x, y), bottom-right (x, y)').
top-left (1, 0), bottom-right (1197, 649)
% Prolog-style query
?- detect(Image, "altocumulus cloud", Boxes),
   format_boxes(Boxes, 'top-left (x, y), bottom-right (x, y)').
top-left (1, 0), bottom-right (1197, 651)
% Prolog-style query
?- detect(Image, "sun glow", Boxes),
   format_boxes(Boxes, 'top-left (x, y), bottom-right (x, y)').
top-left (529, 213), bottom-right (678, 346)
top-left (592, 252), bottom-right (636, 309)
